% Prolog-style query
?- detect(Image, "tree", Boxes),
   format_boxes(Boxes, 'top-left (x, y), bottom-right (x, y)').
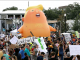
top-left (57, 10), bottom-right (69, 33)
top-left (3, 6), bottom-right (18, 11)
top-left (43, 2), bottom-right (80, 32)
top-left (44, 8), bottom-right (61, 20)
top-left (72, 13), bottom-right (80, 32)
top-left (65, 4), bottom-right (74, 19)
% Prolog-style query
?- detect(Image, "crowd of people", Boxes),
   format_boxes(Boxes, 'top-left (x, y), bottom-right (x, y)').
top-left (0, 32), bottom-right (80, 60)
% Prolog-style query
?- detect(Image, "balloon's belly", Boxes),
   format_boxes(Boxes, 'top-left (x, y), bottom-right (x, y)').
top-left (22, 28), bottom-right (50, 37)
top-left (22, 23), bottom-right (50, 37)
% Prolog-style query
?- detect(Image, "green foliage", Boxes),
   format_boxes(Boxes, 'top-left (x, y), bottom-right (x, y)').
top-left (44, 8), bottom-right (61, 20)
top-left (72, 14), bottom-right (80, 32)
top-left (3, 6), bottom-right (18, 11)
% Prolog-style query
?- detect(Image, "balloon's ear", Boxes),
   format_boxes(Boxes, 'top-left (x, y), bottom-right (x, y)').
top-left (22, 17), bottom-right (24, 22)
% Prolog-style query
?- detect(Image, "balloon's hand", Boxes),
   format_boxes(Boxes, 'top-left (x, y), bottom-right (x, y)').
top-left (17, 31), bottom-right (20, 34)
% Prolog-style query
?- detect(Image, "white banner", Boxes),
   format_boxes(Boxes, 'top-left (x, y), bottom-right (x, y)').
top-left (17, 37), bottom-right (32, 45)
top-left (69, 45), bottom-right (80, 56)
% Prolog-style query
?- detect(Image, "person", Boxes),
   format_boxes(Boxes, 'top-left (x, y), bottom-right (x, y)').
top-left (52, 44), bottom-right (58, 59)
top-left (3, 49), bottom-right (9, 60)
top-left (58, 43), bottom-right (64, 60)
top-left (61, 34), bottom-right (65, 41)
top-left (46, 41), bottom-right (51, 56)
top-left (24, 45), bottom-right (30, 59)
top-left (24, 53), bottom-right (28, 60)
top-left (13, 48), bottom-right (21, 60)
top-left (0, 41), bottom-right (3, 48)
top-left (55, 40), bottom-right (59, 47)
top-left (65, 43), bottom-right (69, 56)
top-left (8, 48), bottom-right (14, 60)
top-left (19, 46), bottom-right (25, 60)
top-left (0, 47), bottom-right (3, 59)
top-left (11, 55), bottom-right (17, 60)
top-left (3, 45), bottom-right (6, 50)
top-left (78, 41), bottom-right (80, 45)
top-left (1, 56), bottom-right (6, 60)
top-left (73, 55), bottom-right (80, 60)
top-left (76, 41), bottom-right (79, 45)
top-left (64, 52), bottom-right (73, 60)
top-left (32, 45), bottom-right (38, 60)
top-left (19, 44), bottom-right (22, 50)
top-left (37, 52), bottom-right (45, 60)
top-left (49, 52), bottom-right (58, 60)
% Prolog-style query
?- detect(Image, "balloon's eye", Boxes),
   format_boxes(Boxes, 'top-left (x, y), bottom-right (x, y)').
top-left (31, 10), bottom-right (34, 12)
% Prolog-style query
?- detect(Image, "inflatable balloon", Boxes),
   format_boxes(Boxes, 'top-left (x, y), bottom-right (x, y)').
top-left (17, 4), bottom-right (56, 38)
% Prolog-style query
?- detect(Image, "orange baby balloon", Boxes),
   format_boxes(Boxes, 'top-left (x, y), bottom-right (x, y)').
top-left (17, 4), bottom-right (56, 38)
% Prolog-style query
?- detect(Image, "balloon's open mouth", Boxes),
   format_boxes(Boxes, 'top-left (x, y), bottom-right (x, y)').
top-left (36, 14), bottom-right (40, 17)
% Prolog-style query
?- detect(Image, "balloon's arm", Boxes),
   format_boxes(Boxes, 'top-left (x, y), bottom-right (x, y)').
top-left (49, 25), bottom-right (56, 32)
top-left (17, 26), bottom-right (23, 34)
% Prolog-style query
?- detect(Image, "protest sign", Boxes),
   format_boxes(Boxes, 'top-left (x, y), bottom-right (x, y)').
top-left (10, 36), bottom-right (18, 44)
top-left (61, 33), bottom-right (71, 42)
top-left (17, 37), bottom-right (32, 45)
top-left (9, 44), bottom-right (16, 50)
top-left (69, 45), bottom-right (80, 56)
top-left (34, 37), bottom-right (47, 53)
top-left (75, 31), bottom-right (79, 38)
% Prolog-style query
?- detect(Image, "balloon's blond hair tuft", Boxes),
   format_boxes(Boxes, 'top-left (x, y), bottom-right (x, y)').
top-left (24, 4), bottom-right (43, 17)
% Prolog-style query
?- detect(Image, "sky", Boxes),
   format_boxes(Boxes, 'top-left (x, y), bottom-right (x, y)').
top-left (0, 1), bottom-right (80, 12)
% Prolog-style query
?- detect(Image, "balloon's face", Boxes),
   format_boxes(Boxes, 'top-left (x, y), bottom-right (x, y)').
top-left (24, 8), bottom-right (47, 23)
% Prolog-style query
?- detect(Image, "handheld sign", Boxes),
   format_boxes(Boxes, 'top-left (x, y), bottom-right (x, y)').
top-left (61, 33), bottom-right (71, 42)
top-left (10, 36), bottom-right (18, 44)
top-left (75, 31), bottom-right (79, 38)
